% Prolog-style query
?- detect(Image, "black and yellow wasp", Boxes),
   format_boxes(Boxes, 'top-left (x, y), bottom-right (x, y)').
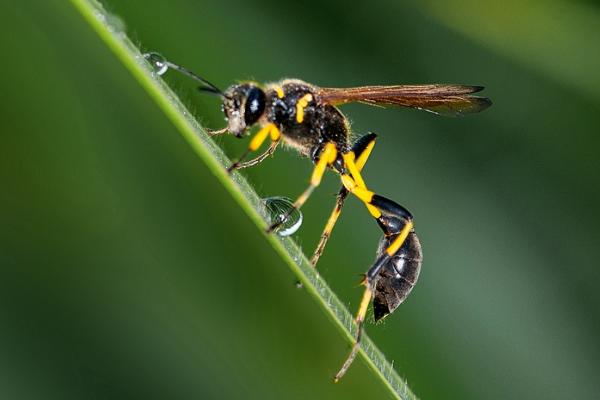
top-left (144, 52), bottom-right (491, 380)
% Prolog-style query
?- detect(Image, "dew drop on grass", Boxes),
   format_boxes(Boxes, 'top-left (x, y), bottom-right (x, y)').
top-left (143, 52), bottom-right (169, 75)
top-left (263, 197), bottom-right (303, 237)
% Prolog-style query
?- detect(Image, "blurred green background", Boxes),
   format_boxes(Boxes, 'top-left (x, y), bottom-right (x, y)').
top-left (1, 0), bottom-right (599, 399)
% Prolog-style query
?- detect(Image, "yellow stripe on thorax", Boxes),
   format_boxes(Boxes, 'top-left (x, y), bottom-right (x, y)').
top-left (274, 85), bottom-right (284, 99)
top-left (296, 94), bottom-right (313, 123)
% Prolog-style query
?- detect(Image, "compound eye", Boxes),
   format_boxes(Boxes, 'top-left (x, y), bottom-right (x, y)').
top-left (244, 87), bottom-right (266, 125)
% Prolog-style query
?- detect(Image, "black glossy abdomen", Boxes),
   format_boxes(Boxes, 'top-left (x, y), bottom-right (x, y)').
top-left (373, 231), bottom-right (422, 322)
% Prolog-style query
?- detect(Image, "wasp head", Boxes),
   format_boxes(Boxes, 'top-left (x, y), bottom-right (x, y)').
top-left (222, 84), bottom-right (266, 137)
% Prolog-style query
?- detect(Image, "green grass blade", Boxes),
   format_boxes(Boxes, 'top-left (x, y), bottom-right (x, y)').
top-left (69, 0), bottom-right (418, 398)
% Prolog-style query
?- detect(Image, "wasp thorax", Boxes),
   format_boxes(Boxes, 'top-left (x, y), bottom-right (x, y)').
top-left (222, 84), bottom-right (266, 137)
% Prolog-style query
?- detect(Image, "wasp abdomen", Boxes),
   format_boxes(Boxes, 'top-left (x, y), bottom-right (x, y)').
top-left (373, 230), bottom-right (422, 322)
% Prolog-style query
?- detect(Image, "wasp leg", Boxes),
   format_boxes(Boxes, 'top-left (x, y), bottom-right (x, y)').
top-left (339, 161), bottom-right (414, 255)
top-left (368, 219), bottom-right (414, 278)
top-left (231, 140), bottom-right (280, 170)
top-left (334, 218), bottom-right (414, 382)
top-left (311, 133), bottom-right (377, 267)
top-left (334, 282), bottom-right (373, 382)
top-left (266, 142), bottom-right (338, 233)
top-left (310, 189), bottom-right (347, 267)
top-left (227, 123), bottom-right (281, 172)
top-left (339, 153), bottom-right (412, 223)
top-left (206, 127), bottom-right (228, 136)
top-left (333, 152), bottom-right (415, 381)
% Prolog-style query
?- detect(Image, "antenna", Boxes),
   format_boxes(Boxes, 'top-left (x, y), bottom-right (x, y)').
top-left (143, 52), bottom-right (224, 96)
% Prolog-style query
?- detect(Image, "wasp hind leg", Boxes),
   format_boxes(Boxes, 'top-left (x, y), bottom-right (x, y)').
top-left (311, 133), bottom-right (377, 267)
top-left (333, 282), bottom-right (373, 382)
top-left (334, 215), bottom-right (414, 382)
top-left (334, 152), bottom-right (415, 381)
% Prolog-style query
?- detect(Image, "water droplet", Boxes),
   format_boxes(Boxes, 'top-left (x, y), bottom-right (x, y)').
top-left (143, 52), bottom-right (168, 76)
top-left (263, 197), bottom-right (303, 237)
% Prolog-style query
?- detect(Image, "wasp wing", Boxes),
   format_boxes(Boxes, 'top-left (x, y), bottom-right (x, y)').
top-left (318, 84), bottom-right (491, 117)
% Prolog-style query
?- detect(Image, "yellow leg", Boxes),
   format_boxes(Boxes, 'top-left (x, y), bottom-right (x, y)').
top-left (227, 123), bottom-right (280, 172)
top-left (310, 194), bottom-right (344, 266)
top-left (343, 152), bottom-right (367, 189)
top-left (266, 142), bottom-right (337, 233)
top-left (334, 284), bottom-right (373, 382)
top-left (343, 153), bottom-right (384, 217)
top-left (386, 221), bottom-right (413, 256)
top-left (340, 175), bottom-right (381, 218)
top-left (310, 137), bottom-right (377, 267)
top-left (331, 147), bottom-right (415, 381)
top-left (355, 138), bottom-right (376, 170)
top-left (334, 220), bottom-right (414, 382)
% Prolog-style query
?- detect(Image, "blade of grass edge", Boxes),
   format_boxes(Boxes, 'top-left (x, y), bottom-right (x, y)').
top-left (68, 1), bottom-right (418, 398)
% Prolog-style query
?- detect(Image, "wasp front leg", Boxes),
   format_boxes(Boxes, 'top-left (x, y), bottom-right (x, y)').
top-left (233, 140), bottom-right (280, 170)
top-left (227, 123), bottom-right (281, 172)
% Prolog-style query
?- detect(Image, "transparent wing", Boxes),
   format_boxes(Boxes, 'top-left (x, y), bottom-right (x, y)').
top-left (318, 84), bottom-right (492, 117)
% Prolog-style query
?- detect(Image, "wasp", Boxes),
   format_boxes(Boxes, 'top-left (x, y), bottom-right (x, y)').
top-left (144, 52), bottom-right (491, 381)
